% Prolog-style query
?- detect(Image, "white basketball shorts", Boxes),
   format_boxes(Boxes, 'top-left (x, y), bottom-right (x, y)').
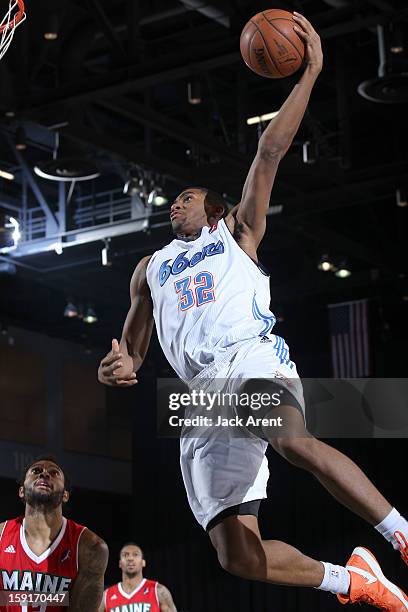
top-left (180, 334), bottom-right (305, 529)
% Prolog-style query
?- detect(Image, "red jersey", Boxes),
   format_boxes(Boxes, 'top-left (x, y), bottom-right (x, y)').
top-left (104, 579), bottom-right (160, 612)
top-left (0, 516), bottom-right (86, 612)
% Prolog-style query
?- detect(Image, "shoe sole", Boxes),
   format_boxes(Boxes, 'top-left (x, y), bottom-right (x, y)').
top-left (349, 547), bottom-right (408, 610)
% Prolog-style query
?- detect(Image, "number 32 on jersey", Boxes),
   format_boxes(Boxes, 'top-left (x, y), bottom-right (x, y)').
top-left (174, 271), bottom-right (215, 311)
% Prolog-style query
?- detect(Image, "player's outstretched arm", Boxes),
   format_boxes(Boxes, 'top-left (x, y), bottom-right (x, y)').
top-left (98, 255), bottom-right (154, 387)
top-left (70, 530), bottom-right (109, 612)
top-left (230, 13), bottom-right (323, 257)
top-left (157, 583), bottom-right (177, 612)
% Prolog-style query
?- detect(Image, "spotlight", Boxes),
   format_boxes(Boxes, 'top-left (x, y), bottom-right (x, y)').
top-left (188, 78), bottom-right (202, 105)
top-left (302, 141), bottom-right (317, 164)
top-left (44, 14), bottom-right (58, 40)
top-left (148, 189), bottom-right (168, 207)
top-left (247, 111), bottom-right (279, 126)
top-left (15, 126), bottom-right (27, 151)
top-left (396, 188), bottom-right (407, 208)
top-left (335, 266), bottom-right (352, 279)
top-left (318, 254), bottom-right (334, 272)
top-left (64, 301), bottom-right (78, 318)
top-left (0, 216), bottom-right (21, 250)
top-left (123, 168), bottom-right (140, 196)
top-left (8, 217), bottom-right (21, 246)
top-left (0, 169), bottom-right (14, 181)
top-left (390, 23), bottom-right (404, 54)
top-left (83, 307), bottom-right (98, 324)
top-left (101, 239), bottom-right (112, 267)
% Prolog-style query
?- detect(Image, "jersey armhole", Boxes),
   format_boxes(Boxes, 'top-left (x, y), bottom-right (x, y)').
top-left (155, 581), bottom-right (160, 607)
top-left (0, 521), bottom-right (7, 544)
top-left (220, 218), bottom-right (270, 277)
top-left (76, 526), bottom-right (87, 572)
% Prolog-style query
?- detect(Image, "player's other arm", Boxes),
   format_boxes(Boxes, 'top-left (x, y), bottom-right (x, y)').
top-left (228, 14), bottom-right (323, 255)
top-left (157, 583), bottom-right (177, 612)
top-left (98, 255), bottom-right (154, 387)
top-left (98, 589), bottom-right (107, 612)
top-left (70, 530), bottom-right (109, 612)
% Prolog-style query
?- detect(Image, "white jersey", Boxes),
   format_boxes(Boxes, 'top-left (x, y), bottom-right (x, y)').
top-left (146, 219), bottom-right (276, 381)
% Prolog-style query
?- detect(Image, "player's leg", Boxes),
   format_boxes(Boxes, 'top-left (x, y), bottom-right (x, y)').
top-left (208, 512), bottom-right (324, 586)
top-left (265, 403), bottom-right (391, 524)
top-left (208, 512), bottom-right (408, 609)
top-left (259, 398), bottom-right (408, 562)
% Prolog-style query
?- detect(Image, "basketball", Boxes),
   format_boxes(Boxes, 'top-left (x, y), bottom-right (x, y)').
top-left (240, 9), bottom-right (305, 79)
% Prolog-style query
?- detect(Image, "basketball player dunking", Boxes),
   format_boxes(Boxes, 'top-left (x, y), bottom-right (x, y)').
top-left (99, 543), bottom-right (176, 612)
top-left (0, 457), bottom-right (108, 611)
top-left (98, 14), bottom-right (408, 610)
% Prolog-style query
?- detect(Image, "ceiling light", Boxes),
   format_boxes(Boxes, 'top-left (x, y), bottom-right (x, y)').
top-left (44, 14), bottom-right (58, 40)
top-left (83, 307), bottom-right (98, 324)
top-left (101, 239), bottom-right (112, 267)
top-left (8, 217), bottom-right (21, 245)
top-left (335, 267), bottom-right (352, 278)
top-left (15, 126), bottom-right (26, 151)
top-left (318, 254), bottom-right (334, 272)
top-left (302, 140), bottom-right (317, 164)
top-left (390, 24), bottom-right (404, 54)
top-left (188, 78), bottom-right (202, 105)
top-left (148, 188), bottom-right (168, 207)
top-left (0, 169), bottom-right (14, 180)
top-left (64, 301), bottom-right (78, 318)
top-left (0, 214), bottom-right (20, 250)
top-left (247, 111), bottom-right (279, 126)
top-left (396, 188), bottom-right (407, 208)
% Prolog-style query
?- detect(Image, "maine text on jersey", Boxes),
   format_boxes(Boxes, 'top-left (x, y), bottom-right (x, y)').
top-left (159, 240), bottom-right (224, 286)
top-left (1, 569), bottom-right (71, 592)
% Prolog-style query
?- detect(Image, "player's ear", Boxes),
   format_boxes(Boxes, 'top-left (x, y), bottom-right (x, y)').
top-left (142, 559), bottom-right (146, 568)
top-left (18, 486), bottom-right (24, 501)
top-left (62, 490), bottom-right (70, 504)
top-left (206, 204), bottom-right (224, 225)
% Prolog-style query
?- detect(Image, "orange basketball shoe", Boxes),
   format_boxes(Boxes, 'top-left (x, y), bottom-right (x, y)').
top-left (337, 547), bottom-right (408, 610)
top-left (395, 532), bottom-right (408, 567)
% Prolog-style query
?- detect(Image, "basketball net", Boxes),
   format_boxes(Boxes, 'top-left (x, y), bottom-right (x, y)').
top-left (0, 0), bottom-right (26, 60)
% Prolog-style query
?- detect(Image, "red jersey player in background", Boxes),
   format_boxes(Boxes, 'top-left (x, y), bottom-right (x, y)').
top-left (100, 542), bottom-right (177, 612)
top-left (0, 456), bottom-right (108, 611)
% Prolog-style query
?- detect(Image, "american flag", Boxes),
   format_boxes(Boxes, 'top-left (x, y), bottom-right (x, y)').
top-left (328, 299), bottom-right (371, 377)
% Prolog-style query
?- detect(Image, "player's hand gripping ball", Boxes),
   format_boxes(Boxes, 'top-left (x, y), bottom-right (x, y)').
top-left (240, 9), bottom-right (322, 78)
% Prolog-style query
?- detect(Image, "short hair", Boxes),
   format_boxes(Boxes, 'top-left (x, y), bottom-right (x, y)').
top-left (193, 187), bottom-right (227, 215)
top-left (120, 542), bottom-right (144, 559)
top-left (19, 455), bottom-right (72, 494)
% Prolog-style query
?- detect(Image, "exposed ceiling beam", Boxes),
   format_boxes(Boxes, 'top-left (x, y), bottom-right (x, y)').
top-left (87, 0), bottom-right (127, 62)
top-left (178, 0), bottom-right (230, 28)
top-left (6, 139), bottom-right (59, 233)
top-left (96, 97), bottom-right (248, 171)
top-left (22, 9), bottom-right (408, 114)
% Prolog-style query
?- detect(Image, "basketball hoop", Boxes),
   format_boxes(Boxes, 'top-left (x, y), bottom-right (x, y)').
top-left (0, 0), bottom-right (26, 60)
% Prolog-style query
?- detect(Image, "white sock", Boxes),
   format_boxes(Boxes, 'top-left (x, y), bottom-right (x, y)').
top-left (316, 562), bottom-right (350, 595)
top-left (375, 508), bottom-right (408, 551)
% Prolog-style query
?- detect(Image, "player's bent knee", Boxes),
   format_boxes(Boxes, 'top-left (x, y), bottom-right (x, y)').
top-left (217, 549), bottom-right (263, 580)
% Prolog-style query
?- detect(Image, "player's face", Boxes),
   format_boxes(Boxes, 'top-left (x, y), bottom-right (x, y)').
top-left (170, 188), bottom-right (208, 236)
top-left (119, 545), bottom-right (145, 576)
top-left (19, 461), bottom-right (69, 510)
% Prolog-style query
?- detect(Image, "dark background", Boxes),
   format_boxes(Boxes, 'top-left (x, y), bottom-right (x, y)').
top-left (0, 0), bottom-right (407, 610)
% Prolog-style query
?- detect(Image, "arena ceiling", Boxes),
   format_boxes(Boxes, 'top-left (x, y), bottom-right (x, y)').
top-left (0, 0), bottom-right (406, 351)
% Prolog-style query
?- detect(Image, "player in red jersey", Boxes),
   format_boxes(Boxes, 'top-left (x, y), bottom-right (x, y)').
top-left (0, 456), bottom-right (108, 612)
top-left (99, 543), bottom-right (176, 612)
